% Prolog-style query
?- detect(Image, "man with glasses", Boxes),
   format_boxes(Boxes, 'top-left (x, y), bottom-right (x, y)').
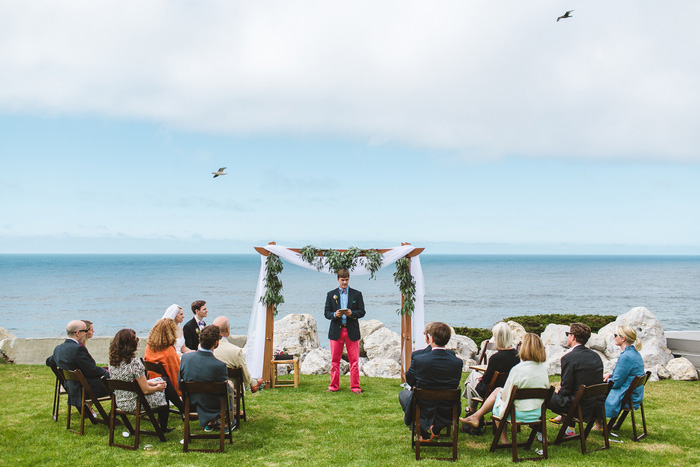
top-left (46, 320), bottom-right (109, 408)
top-left (547, 322), bottom-right (604, 428)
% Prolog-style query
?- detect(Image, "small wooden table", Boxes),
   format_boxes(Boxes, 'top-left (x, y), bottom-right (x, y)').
top-left (271, 357), bottom-right (299, 388)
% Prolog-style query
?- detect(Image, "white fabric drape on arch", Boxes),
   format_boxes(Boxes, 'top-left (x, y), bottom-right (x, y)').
top-left (245, 244), bottom-right (425, 379)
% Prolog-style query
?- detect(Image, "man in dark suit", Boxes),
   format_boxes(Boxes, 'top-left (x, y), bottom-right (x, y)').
top-left (399, 322), bottom-right (463, 440)
top-left (46, 320), bottom-right (109, 408)
top-left (183, 299), bottom-right (208, 351)
top-left (324, 268), bottom-right (365, 393)
top-left (179, 325), bottom-right (233, 430)
top-left (548, 322), bottom-right (604, 425)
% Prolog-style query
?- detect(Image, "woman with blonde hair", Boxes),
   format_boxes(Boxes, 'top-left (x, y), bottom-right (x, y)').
top-left (144, 318), bottom-right (184, 414)
top-left (462, 322), bottom-right (520, 419)
top-left (604, 326), bottom-right (645, 419)
top-left (461, 333), bottom-right (549, 441)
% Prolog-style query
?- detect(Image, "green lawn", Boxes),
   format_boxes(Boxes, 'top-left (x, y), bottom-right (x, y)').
top-left (1, 365), bottom-right (698, 466)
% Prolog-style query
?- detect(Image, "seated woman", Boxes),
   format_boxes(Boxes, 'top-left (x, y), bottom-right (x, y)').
top-left (462, 322), bottom-right (520, 417)
top-left (162, 304), bottom-right (191, 357)
top-left (144, 318), bottom-right (185, 414)
top-left (80, 320), bottom-right (94, 348)
top-left (604, 325), bottom-right (645, 420)
top-left (460, 333), bottom-right (549, 442)
top-left (108, 329), bottom-right (172, 433)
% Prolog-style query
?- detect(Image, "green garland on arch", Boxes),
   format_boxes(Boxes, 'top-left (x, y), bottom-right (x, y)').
top-left (393, 257), bottom-right (416, 316)
top-left (260, 253), bottom-right (284, 315)
top-left (300, 246), bottom-right (383, 279)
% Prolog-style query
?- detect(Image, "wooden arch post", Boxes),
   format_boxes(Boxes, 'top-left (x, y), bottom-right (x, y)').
top-left (254, 242), bottom-right (424, 387)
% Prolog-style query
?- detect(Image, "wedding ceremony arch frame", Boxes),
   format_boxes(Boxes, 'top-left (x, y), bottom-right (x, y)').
top-left (247, 242), bottom-right (425, 385)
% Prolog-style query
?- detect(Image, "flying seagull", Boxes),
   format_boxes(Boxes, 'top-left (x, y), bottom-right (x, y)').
top-left (557, 10), bottom-right (574, 21)
top-left (212, 167), bottom-right (228, 178)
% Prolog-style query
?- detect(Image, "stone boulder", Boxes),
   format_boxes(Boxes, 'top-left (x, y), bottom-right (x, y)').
top-left (300, 348), bottom-right (331, 375)
top-left (361, 358), bottom-right (402, 379)
top-left (0, 327), bottom-right (15, 342)
top-left (358, 320), bottom-right (387, 357)
top-left (273, 313), bottom-right (320, 359)
top-left (666, 357), bottom-right (699, 381)
top-left (363, 326), bottom-right (401, 363)
top-left (446, 334), bottom-right (479, 372)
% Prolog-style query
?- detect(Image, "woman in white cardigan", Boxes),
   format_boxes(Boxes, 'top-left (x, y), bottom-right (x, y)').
top-left (460, 333), bottom-right (549, 441)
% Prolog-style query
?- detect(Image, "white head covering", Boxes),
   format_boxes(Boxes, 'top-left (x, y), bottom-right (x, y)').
top-left (162, 304), bottom-right (181, 320)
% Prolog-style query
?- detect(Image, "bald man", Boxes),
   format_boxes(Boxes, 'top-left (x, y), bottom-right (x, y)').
top-left (212, 316), bottom-right (264, 393)
top-left (46, 320), bottom-right (109, 408)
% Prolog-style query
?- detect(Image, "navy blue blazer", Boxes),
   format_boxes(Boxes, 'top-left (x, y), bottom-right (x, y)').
top-left (46, 339), bottom-right (108, 407)
top-left (179, 350), bottom-right (228, 427)
top-left (324, 287), bottom-right (365, 341)
top-left (404, 348), bottom-right (463, 432)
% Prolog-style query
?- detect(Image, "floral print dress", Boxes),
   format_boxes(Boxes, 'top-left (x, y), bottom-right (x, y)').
top-left (109, 357), bottom-right (166, 412)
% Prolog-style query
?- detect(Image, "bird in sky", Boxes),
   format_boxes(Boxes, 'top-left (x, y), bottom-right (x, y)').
top-left (212, 167), bottom-right (228, 178)
top-left (557, 10), bottom-right (574, 22)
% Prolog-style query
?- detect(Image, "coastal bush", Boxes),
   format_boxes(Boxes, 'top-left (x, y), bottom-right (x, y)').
top-left (454, 314), bottom-right (617, 344)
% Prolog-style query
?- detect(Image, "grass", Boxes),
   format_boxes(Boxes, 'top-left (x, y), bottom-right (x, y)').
top-left (1, 365), bottom-right (699, 466)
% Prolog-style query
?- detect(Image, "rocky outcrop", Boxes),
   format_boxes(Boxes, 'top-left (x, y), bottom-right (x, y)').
top-left (665, 357), bottom-right (699, 381)
top-left (273, 313), bottom-right (320, 360)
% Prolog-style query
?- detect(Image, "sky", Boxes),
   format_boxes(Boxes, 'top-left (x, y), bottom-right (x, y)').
top-left (1, 1), bottom-right (699, 255)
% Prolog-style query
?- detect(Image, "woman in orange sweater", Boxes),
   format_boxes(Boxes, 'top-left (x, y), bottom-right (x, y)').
top-left (144, 318), bottom-right (184, 414)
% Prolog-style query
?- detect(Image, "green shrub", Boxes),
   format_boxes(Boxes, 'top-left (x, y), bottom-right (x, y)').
top-left (454, 314), bottom-right (617, 345)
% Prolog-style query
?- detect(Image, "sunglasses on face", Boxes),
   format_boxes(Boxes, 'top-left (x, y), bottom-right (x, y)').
top-left (614, 334), bottom-right (620, 338)
top-left (565, 332), bottom-right (572, 336)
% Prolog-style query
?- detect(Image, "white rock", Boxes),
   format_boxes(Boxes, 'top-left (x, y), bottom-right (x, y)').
top-left (505, 321), bottom-right (527, 347)
top-left (300, 348), bottom-right (331, 375)
top-left (361, 358), bottom-right (402, 379)
top-left (358, 320), bottom-right (386, 357)
top-left (541, 324), bottom-right (569, 347)
top-left (655, 363), bottom-right (670, 380)
top-left (340, 359), bottom-right (350, 375)
top-left (363, 327), bottom-right (401, 362)
top-left (445, 334), bottom-right (479, 372)
top-left (545, 345), bottom-right (568, 376)
top-left (666, 357), bottom-right (699, 381)
top-left (587, 333), bottom-right (607, 353)
top-left (273, 314), bottom-right (320, 358)
top-left (358, 357), bottom-right (369, 376)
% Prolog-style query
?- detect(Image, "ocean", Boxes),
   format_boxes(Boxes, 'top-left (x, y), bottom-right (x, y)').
top-left (1, 254), bottom-right (699, 346)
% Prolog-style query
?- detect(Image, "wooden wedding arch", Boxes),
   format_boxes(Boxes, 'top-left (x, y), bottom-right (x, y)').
top-left (254, 242), bottom-right (424, 385)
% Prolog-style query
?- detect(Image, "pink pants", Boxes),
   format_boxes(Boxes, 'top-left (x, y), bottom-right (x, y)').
top-left (329, 328), bottom-right (360, 392)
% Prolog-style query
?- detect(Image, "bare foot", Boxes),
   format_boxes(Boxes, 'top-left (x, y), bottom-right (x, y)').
top-left (459, 415), bottom-right (480, 429)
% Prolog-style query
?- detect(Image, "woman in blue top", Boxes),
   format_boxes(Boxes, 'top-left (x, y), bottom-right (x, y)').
top-left (604, 326), bottom-right (645, 419)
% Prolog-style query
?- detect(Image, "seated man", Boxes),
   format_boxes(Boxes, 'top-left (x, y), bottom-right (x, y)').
top-left (46, 320), bottom-right (109, 409)
top-left (212, 316), bottom-right (264, 393)
top-left (179, 325), bottom-right (233, 431)
top-left (548, 322), bottom-right (604, 429)
top-left (399, 322), bottom-right (463, 440)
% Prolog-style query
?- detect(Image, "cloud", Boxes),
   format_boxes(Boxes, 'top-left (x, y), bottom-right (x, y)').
top-left (1, 1), bottom-right (699, 162)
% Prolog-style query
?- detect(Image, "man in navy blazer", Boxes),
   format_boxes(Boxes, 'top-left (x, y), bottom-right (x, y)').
top-left (548, 322), bottom-right (604, 423)
top-left (46, 320), bottom-right (109, 408)
top-left (324, 268), bottom-right (365, 393)
top-left (399, 322), bottom-right (463, 439)
top-left (179, 325), bottom-right (232, 429)
top-left (183, 299), bottom-right (208, 351)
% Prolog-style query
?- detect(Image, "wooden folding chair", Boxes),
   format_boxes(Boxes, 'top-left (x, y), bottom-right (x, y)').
top-left (553, 381), bottom-right (613, 454)
top-left (181, 381), bottom-right (233, 453)
top-left (607, 370), bottom-right (651, 441)
top-left (62, 369), bottom-right (111, 435)
top-left (104, 378), bottom-right (167, 450)
top-left (477, 339), bottom-right (498, 365)
top-left (48, 361), bottom-right (68, 422)
top-left (227, 367), bottom-right (247, 427)
top-left (142, 359), bottom-right (182, 416)
top-left (489, 386), bottom-right (554, 463)
top-left (411, 388), bottom-right (461, 461)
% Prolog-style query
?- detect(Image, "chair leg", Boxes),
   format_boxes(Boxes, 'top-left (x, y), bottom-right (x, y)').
top-left (613, 410), bottom-right (629, 430)
top-left (638, 403), bottom-right (647, 440)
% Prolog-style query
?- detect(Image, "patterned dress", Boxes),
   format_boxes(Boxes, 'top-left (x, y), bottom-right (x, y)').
top-left (109, 357), bottom-right (167, 412)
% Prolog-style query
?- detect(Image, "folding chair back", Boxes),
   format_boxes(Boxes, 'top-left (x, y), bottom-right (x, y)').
top-left (477, 339), bottom-right (498, 366)
top-left (227, 367), bottom-right (247, 427)
top-left (142, 359), bottom-right (181, 416)
top-left (62, 369), bottom-right (110, 435)
top-left (104, 378), bottom-right (167, 450)
top-left (608, 370), bottom-right (651, 441)
top-left (181, 381), bottom-right (233, 453)
top-left (554, 380), bottom-right (613, 454)
top-left (48, 361), bottom-right (68, 422)
top-left (489, 385), bottom-right (554, 462)
top-left (411, 388), bottom-right (461, 461)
